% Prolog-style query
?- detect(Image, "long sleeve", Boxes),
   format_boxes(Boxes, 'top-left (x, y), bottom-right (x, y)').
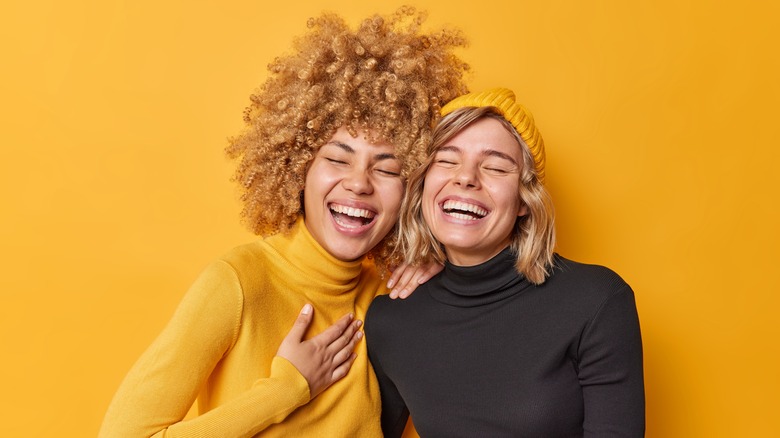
top-left (578, 285), bottom-right (645, 437)
top-left (99, 260), bottom-right (310, 438)
top-left (368, 347), bottom-right (409, 438)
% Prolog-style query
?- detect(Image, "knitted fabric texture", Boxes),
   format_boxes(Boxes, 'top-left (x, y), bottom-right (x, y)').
top-left (441, 87), bottom-right (546, 180)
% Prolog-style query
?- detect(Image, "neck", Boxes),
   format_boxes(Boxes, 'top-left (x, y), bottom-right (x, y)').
top-left (445, 243), bottom-right (512, 267)
top-left (428, 247), bottom-right (529, 307)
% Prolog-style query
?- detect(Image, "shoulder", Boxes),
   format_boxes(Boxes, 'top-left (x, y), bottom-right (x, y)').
top-left (185, 241), bottom-right (268, 298)
top-left (366, 293), bottom-right (396, 325)
top-left (367, 292), bottom-right (393, 315)
top-left (540, 254), bottom-right (634, 315)
top-left (216, 240), bottom-right (270, 271)
top-left (359, 258), bottom-right (387, 293)
top-left (366, 282), bottom-right (434, 334)
top-left (176, 240), bottom-right (274, 315)
top-left (211, 239), bottom-right (281, 288)
top-left (169, 247), bottom-right (263, 347)
top-left (549, 255), bottom-right (630, 293)
top-left (368, 279), bottom-right (433, 313)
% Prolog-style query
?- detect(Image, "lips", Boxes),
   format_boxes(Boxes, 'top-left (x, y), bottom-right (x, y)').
top-left (441, 199), bottom-right (489, 221)
top-left (329, 203), bottom-right (376, 229)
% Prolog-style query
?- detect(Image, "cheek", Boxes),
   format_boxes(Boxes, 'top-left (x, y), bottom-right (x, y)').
top-left (303, 162), bottom-right (338, 212)
top-left (500, 183), bottom-right (523, 217)
top-left (379, 179), bottom-right (405, 211)
top-left (422, 170), bottom-right (445, 200)
top-left (304, 161), bottom-right (323, 189)
top-left (303, 166), bottom-right (323, 205)
top-left (421, 184), bottom-right (438, 224)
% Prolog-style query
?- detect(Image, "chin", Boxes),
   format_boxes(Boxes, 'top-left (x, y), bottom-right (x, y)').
top-left (331, 244), bottom-right (371, 262)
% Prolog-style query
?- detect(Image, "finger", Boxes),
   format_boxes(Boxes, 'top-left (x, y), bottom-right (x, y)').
top-left (327, 319), bottom-right (362, 355)
top-left (284, 303), bottom-right (314, 342)
top-left (343, 323), bottom-right (364, 355)
top-left (397, 262), bottom-right (444, 299)
top-left (397, 270), bottom-right (427, 299)
top-left (331, 329), bottom-right (362, 365)
top-left (389, 265), bottom-right (418, 299)
top-left (386, 263), bottom-right (408, 290)
top-left (418, 262), bottom-right (444, 283)
top-left (331, 352), bottom-right (358, 382)
top-left (312, 312), bottom-right (354, 345)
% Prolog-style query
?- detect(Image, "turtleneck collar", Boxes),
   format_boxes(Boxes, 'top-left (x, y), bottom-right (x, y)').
top-left (267, 217), bottom-right (365, 294)
top-left (430, 246), bottom-right (531, 307)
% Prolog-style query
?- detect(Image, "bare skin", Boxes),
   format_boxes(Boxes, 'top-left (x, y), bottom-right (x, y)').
top-left (277, 304), bottom-right (363, 397)
top-left (386, 263), bottom-right (443, 299)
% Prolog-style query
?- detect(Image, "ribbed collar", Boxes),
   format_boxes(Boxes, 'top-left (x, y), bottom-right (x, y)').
top-left (430, 247), bottom-right (531, 307)
top-left (267, 217), bottom-right (365, 294)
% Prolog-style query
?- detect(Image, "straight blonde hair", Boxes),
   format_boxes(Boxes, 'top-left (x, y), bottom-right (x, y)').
top-left (397, 106), bottom-right (556, 284)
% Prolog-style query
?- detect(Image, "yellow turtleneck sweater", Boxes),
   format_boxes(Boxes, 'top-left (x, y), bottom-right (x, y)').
top-left (100, 218), bottom-right (384, 437)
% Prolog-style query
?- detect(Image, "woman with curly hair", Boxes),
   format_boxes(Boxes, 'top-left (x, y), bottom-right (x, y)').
top-left (99, 7), bottom-right (468, 437)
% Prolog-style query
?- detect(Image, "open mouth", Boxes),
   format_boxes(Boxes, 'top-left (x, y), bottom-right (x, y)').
top-left (329, 203), bottom-right (376, 229)
top-left (442, 200), bottom-right (488, 221)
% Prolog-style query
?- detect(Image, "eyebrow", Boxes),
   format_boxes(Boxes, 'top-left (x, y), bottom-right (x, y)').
top-left (437, 145), bottom-right (519, 166)
top-left (326, 140), bottom-right (398, 161)
top-left (484, 150), bottom-right (519, 166)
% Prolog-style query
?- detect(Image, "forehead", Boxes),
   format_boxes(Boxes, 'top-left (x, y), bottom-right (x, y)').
top-left (442, 117), bottom-right (523, 158)
top-left (324, 127), bottom-right (397, 154)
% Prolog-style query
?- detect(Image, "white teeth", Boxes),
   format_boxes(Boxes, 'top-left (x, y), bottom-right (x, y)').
top-left (442, 200), bottom-right (488, 218)
top-left (334, 215), bottom-right (360, 228)
top-left (330, 204), bottom-right (375, 219)
top-left (447, 211), bottom-right (478, 221)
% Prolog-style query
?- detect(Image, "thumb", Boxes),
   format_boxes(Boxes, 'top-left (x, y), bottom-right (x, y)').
top-left (285, 303), bottom-right (314, 342)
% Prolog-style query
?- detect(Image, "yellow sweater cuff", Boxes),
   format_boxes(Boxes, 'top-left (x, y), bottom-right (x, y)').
top-left (269, 355), bottom-right (311, 404)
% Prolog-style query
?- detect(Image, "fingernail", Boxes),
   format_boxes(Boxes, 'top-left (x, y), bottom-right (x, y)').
top-left (356, 320), bottom-right (363, 327)
top-left (356, 331), bottom-right (363, 339)
top-left (387, 279), bottom-right (395, 288)
top-left (301, 304), bottom-right (312, 315)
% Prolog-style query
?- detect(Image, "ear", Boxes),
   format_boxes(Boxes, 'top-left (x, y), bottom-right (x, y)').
top-left (517, 202), bottom-right (529, 218)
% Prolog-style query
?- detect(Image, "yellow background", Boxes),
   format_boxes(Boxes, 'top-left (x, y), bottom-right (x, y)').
top-left (2, 0), bottom-right (778, 436)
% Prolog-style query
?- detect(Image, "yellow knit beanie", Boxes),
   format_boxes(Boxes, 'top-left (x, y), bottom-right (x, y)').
top-left (441, 88), bottom-right (546, 181)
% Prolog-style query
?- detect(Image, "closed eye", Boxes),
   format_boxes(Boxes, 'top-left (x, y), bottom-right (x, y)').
top-left (325, 157), bottom-right (348, 165)
top-left (434, 159), bottom-right (457, 166)
top-left (376, 168), bottom-right (401, 177)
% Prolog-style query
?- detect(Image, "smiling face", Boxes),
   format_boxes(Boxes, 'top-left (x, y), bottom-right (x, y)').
top-left (303, 127), bottom-right (404, 261)
top-left (422, 116), bottom-right (529, 266)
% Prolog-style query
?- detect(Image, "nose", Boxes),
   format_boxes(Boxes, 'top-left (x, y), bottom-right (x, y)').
top-left (342, 167), bottom-right (374, 195)
top-left (453, 164), bottom-right (479, 189)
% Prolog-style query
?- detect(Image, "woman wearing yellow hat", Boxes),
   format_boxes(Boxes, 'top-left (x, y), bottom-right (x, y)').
top-left (366, 88), bottom-right (645, 437)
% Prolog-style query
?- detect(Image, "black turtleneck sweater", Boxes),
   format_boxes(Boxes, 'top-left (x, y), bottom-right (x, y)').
top-left (365, 249), bottom-right (644, 437)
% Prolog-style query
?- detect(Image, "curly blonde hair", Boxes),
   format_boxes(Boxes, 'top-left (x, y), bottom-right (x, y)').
top-left (226, 6), bottom-right (469, 266)
top-left (398, 107), bottom-right (556, 284)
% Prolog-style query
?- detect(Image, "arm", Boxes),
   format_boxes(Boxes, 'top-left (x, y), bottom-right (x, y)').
top-left (370, 355), bottom-right (409, 438)
top-left (99, 260), bottom-right (361, 437)
top-left (578, 286), bottom-right (645, 437)
top-left (99, 260), bottom-right (246, 437)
